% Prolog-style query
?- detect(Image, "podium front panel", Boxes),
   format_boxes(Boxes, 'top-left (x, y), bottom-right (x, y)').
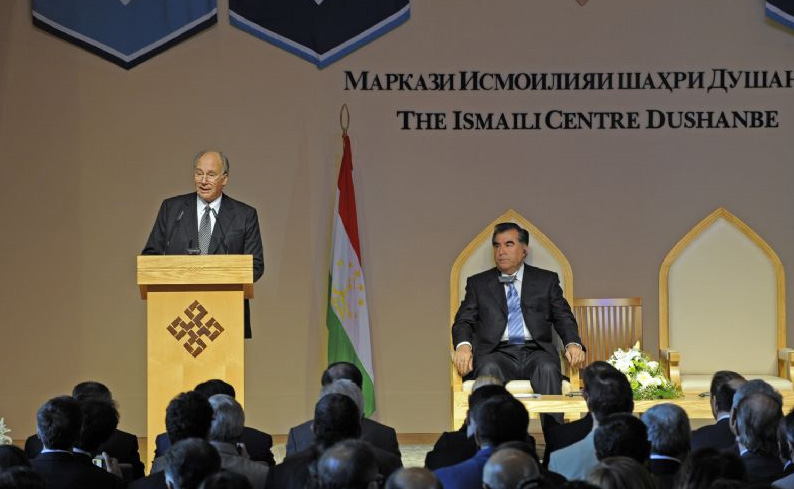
top-left (146, 288), bottom-right (245, 468)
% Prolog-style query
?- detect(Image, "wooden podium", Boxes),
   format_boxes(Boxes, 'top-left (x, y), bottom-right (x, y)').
top-left (137, 255), bottom-right (253, 466)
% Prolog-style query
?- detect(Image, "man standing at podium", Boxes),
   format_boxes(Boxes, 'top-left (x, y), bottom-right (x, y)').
top-left (142, 150), bottom-right (264, 338)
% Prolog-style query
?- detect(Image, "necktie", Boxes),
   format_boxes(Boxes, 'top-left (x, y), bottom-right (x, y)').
top-left (198, 205), bottom-right (212, 255)
top-left (506, 281), bottom-right (525, 345)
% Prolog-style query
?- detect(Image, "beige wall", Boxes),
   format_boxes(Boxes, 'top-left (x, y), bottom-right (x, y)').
top-left (1, 0), bottom-right (793, 438)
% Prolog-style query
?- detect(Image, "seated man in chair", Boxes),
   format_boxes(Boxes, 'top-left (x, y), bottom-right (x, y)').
top-left (452, 222), bottom-right (585, 395)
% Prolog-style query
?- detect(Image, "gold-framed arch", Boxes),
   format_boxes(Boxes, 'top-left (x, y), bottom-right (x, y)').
top-left (449, 209), bottom-right (577, 427)
top-left (658, 207), bottom-right (789, 388)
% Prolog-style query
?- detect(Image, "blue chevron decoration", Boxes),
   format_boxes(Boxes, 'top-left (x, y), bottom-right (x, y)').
top-left (32, 0), bottom-right (218, 70)
top-left (229, 0), bottom-right (410, 69)
top-left (767, 0), bottom-right (794, 30)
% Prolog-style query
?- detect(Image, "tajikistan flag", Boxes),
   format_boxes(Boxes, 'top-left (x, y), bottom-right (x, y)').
top-left (327, 134), bottom-right (375, 416)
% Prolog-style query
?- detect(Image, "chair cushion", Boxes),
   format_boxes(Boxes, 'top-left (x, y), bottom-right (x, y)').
top-left (681, 374), bottom-right (793, 393)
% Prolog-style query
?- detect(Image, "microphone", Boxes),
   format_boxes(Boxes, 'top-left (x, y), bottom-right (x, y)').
top-left (165, 209), bottom-right (185, 254)
top-left (210, 207), bottom-right (228, 254)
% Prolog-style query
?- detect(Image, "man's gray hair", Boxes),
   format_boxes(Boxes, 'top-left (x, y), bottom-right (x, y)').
top-left (193, 150), bottom-right (230, 175)
top-left (482, 448), bottom-right (539, 489)
top-left (641, 403), bottom-right (691, 457)
top-left (732, 379), bottom-right (783, 410)
top-left (208, 394), bottom-right (245, 443)
top-left (320, 379), bottom-right (364, 418)
top-left (736, 392), bottom-right (782, 454)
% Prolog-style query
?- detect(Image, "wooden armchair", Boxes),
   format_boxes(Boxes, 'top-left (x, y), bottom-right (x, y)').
top-left (658, 208), bottom-right (791, 392)
top-left (450, 209), bottom-right (578, 428)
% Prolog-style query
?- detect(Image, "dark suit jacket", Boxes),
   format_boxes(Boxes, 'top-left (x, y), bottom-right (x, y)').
top-left (285, 418), bottom-right (400, 459)
top-left (691, 418), bottom-right (735, 452)
top-left (542, 413), bottom-right (593, 468)
top-left (268, 443), bottom-right (402, 489)
top-left (452, 265), bottom-right (582, 367)
top-left (30, 451), bottom-right (125, 489)
top-left (648, 457), bottom-right (681, 489)
top-left (424, 426), bottom-right (478, 470)
top-left (129, 470), bottom-right (167, 489)
top-left (741, 451), bottom-right (784, 484)
top-left (142, 192), bottom-right (264, 338)
top-left (434, 446), bottom-right (493, 489)
top-left (25, 429), bottom-right (145, 481)
top-left (154, 426), bottom-right (276, 465)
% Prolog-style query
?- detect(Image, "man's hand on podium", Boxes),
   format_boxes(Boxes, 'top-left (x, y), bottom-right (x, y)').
top-left (454, 344), bottom-right (474, 376)
top-left (565, 343), bottom-right (586, 368)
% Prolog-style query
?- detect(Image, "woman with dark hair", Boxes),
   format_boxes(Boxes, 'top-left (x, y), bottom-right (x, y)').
top-left (587, 456), bottom-right (655, 489)
top-left (673, 448), bottom-right (745, 489)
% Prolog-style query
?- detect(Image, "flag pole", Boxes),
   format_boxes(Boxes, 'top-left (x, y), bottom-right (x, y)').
top-left (340, 103), bottom-right (350, 136)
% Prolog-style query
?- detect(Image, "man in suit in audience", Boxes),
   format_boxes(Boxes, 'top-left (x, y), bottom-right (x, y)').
top-left (142, 150), bottom-right (265, 338)
top-left (482, 448), bottom-right (540, 489)
top-left (542, 361), bottom-right (614, 467)
top-left (642, 404), bottom-right (691, 489)
top-left (773, 408), bottom-right (794, 488)
top-left (434, 396), bottom-right (529, 489)
top-left (30, 396), bottom-right (124, 489)
top-left (268, 393), bottom-right (402, 489)
top-left (207, 394), bottom-right (268, 489)
top-left (425, 384), bottom-right (511, 470)
top-left (164, 438), bottom-right (221, 489)
top-left (386, 468), bottom-right (442, 489)
top-left (286, 362), bottom-right (400, 458)
top-left (691, 371), bottom-right (746, 452)
top-left (733, 392), bottom-right (784, 484)
top-left (24, 381), bottom-right (145, 480)
top-left (317, 440), bottom-right (381, 489)
top-left (548, 362), bottom-right (633, 481)
top-left (593, 413), bottom-right (650, 464)
top-left (130, 391), bottom-right (214, 489)
top-left (154, 379), bottom-right (275, 465)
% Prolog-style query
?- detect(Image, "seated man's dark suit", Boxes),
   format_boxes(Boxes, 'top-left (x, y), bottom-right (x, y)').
top-left (267, 443), bottom-right (402, 489)
top-left (690, 417), bottom-right (735, 452)
top-left (31, 451), bottom-right (125, 489)
top-left (142, 192), bottom-right (264, 338)
top-left (648, 457), bottom-right (681, 489)
top-left (424, 425), bottom-right (478, 470)
top-left (542, 413), bottom-right (593, 468)
top-left (25, 429), bottom-right (145, 480)
top-left (285, 418), bottom-right (400, 459)
top-left (154, 426), bottom-right (276, 465)
top-left (452, 264), bottom-right (582, 391)
top-left (741, 450), bottom-right (784, 484)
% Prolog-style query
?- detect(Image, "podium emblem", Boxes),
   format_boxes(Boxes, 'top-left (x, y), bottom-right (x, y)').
top-left (167, 300), bottom-right (225, 357)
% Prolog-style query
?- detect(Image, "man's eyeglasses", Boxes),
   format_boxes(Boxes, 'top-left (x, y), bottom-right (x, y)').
top-left (194, 170), bottom-right (225, 183)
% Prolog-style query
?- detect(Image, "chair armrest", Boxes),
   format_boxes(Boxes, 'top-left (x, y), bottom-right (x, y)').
top-left (778, 348), bottom-right (794, 380)
top-left (660, 348), bottom-right (681, 388)
top-left (563, 361), bottom-right (580, 391)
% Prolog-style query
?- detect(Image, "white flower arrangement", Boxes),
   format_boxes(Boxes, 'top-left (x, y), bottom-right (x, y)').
top-left (0, 418), bottom-right (11, 445)
top-left (607, 342), bottom-right (683, 400)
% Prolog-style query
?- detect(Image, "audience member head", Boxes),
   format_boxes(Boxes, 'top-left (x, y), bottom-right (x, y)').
top-left (586, 456), bottom-right (655, 489)
top-left (313, 393), bottom-right (362, 449)
top-left (473, 396), bottom-right (529, 448)
top-left (0, 445), bottom-right (30, 470)
top-left (466, 384), bottom-right (511, 436)
top-left (714, 380), bottom-right (743, 420)
top-left (735, 392), bottom-right (783, 454)
top-left (194, 379), bottom-right (236, 399)
top-left (320, 379), bottom-right (365, 419)
top-left (0, 467), bottom-right (46, 489)
top-left (198, 471), bottom-right (253, 489)
top-left (71, 381), bottom-right (114, 403)
top-left (386, 468), bottom-right (441, 489)
top-left (317, 439), bottom-right (380, 489)
top-left (75, 398), bottom-right (119, 455)
top-left (641, 403), bottom-right (691, 459)
top-left (495, 441), bottom-right (540, 464)
top-left (709, 371), bottom-right (745, 418)
top-left (731, 379), bottom-right (782, 412)
top-left (164, 438), bottom-right (221, 489)
top-left (593, 413), bottom-right (650, 463)
top-left (322, 362), bottom-right (364, 389)
top-left (165, 391), bottom-right (213, 444)
top-left (779, 407), bottom-right (794, 464)
top-left (674, 448), bottom-right (745, 489)
top-left (208, 394), bottom-right (245, 444)
top-left (483, 448), bottom-right (540, 489)
top-left (36, 395), bottom-right (82, 450)
top-left (582, 363), bottom-right (633, 423)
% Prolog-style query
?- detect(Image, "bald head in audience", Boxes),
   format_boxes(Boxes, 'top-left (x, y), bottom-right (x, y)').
top-left (317, 440), bottom-right (380, 489)
top-left (482, 448), bottom-right (539, 489)
top-left (386, 468), bottom-right (441, 489)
